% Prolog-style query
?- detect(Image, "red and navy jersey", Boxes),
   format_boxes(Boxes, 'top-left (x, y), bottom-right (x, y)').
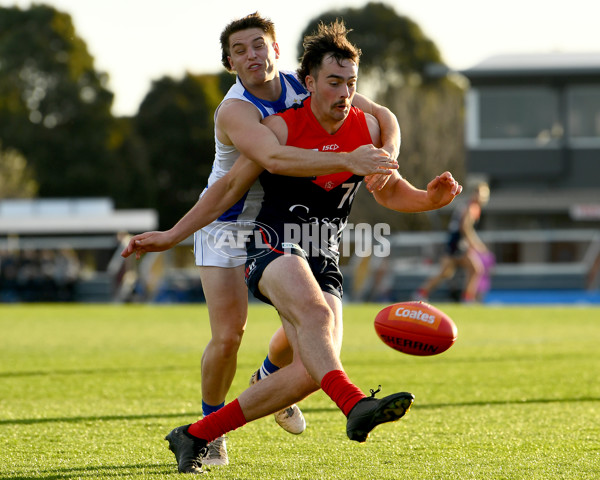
top-left (255, 96), bottom-right (373, 255)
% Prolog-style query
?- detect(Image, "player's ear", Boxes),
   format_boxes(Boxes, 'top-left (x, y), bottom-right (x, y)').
top-left (305, 74), bottom-right (316, 93)
top-left (272, 42), bottom-right (280, 59)
top-left (227, 56), bottom-right (236, 72)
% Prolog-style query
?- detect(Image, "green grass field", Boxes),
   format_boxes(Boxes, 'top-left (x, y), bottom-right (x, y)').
top-left (1, 303), bottom-right (599, 479)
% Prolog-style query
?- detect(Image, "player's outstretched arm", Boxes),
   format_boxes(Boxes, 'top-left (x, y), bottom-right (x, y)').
top-left (219, 99), bottom-right (397, 177)
top-left (373, 171), bottom-right (463, 213)
top-left (121, 157), bottom-right (263, 259)
top-left (362, 112), bottom-right (461, 211)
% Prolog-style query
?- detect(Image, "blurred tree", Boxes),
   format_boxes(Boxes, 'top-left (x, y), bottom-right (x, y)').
top-left (107, 116), bottom-right (155, 209)
top-left (134, 72), bottom-right (233, 229)
top-left (0, 4), bottom-right (118, 199)
top-left (298, 1), bottom-right (443, 89)
top-left (300, 2), bottom-right (466, 231)
top-left (0, 142), bottom-right (38, 197)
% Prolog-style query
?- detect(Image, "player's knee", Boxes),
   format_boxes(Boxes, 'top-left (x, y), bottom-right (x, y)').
top-left (212, 329), bottom-right (245, 358)
top-left (304, 302), bottom-right (336, 335)
top-left (467, 263), bottom-right (482, 277)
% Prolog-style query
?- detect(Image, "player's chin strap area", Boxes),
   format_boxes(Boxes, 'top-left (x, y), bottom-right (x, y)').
top-left (369, 385), bottom-right (382, 397)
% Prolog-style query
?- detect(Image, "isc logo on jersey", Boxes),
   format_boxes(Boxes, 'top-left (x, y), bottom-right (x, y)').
top-left (322, 144), bottom-right (339, 151)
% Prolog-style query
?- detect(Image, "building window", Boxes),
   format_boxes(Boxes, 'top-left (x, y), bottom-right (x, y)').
top-left (568, 85), bottom-right (600, 146)
top-left (467, 87), bottom-right (562, 148)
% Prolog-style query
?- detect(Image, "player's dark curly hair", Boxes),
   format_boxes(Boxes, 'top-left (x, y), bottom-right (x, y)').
top-left (296, 20), bottom-right (361, 87)
top-left (220, 12), bottom-right (277, 71)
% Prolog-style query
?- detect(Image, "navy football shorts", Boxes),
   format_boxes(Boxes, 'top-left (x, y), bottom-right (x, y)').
top-left (244, 224), bottom-right (343, 305)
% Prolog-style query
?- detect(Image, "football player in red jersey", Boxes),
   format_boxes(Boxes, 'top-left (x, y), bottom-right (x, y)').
top-left (121, 12), bottom-right (401, 469)
top-left (160, 20), bottom-right (462, 474)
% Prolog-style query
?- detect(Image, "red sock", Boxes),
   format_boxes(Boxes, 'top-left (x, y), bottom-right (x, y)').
top-left (187, 399), bottom-right (247, 443)
top-left (320, 370), bottom-right (366, 417)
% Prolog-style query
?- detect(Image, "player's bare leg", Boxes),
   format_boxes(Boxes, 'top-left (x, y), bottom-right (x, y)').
top-left (249, 325), bottom-right (306, 433)
top-left (199, 265), bottom-right (248, 408)
top-left (241, 291), bottom-right (342, 420)
top-left (243, 331), bottom-right (321, 421)
top-left (460, 250), bottom-right (484, 302)
top-left (257, 254), bottom-right (343, 383)
top-left (164, 313), bottom-right (323, 474)
top-left (167, 260), bottom-right (413, 470)
top-left (266, 326), bottom-right (293, 367)
top-left (257, 255), bottom-right (413, 441)
top-left (417, 256), bottom-right (457, 300)
top-left (197, 265), bottom-right (248, 465)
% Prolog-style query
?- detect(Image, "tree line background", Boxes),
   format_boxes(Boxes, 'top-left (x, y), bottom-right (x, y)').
top-left (0, 2), bottom-right (465, 232)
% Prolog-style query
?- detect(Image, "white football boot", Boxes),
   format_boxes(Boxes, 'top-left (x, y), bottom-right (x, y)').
top-left (202, 435), bottom-right (228, 466)
top-left (249, 369), bottom-right (306, 434)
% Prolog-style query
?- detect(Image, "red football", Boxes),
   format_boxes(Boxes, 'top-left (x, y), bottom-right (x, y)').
top-left (374, 301), bottom-right (457, 356)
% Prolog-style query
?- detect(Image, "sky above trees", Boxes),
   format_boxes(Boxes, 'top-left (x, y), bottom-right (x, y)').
top-left (2, 0), bottom-right (598, 115)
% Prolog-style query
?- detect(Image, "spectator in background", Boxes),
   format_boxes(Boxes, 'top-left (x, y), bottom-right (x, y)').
top-left (0, 248), bottom-right (80, 302)
top-left (416, 182), bottom-right (492, 303)
top-left (53, 247), bottom-right (80, 301)
top-left (0, 250), bottom-right (20, 302)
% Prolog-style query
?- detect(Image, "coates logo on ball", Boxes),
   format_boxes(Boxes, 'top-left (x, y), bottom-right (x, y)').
top-left (374, 301), bottom-right (457, 356)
